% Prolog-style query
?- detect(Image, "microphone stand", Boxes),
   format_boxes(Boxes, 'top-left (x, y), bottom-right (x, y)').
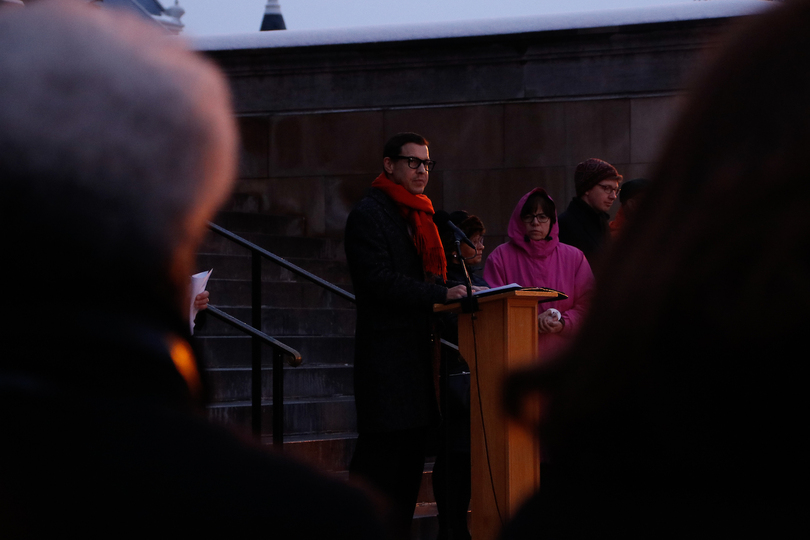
top-left (455, 237), bottom-right (479, 314)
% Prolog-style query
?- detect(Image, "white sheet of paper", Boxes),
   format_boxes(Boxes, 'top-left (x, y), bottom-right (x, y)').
top-left (189, 269), bottom-right (212, 335)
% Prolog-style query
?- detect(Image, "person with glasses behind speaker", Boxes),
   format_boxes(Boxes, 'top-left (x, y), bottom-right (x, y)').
top-left (484, 189), bottom-right (594, 361)
top-left (558, 158), bottom-right (623, 265)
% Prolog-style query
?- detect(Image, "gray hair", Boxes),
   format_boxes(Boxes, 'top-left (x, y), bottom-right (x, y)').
top-left (0, 1), bottom-right (237, 312)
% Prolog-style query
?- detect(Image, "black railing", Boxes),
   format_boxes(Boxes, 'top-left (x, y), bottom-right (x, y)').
top-left (208, 222), bottom-right (355, 304)
top-left (203, 221), bottom-right (459, 448)
top-left (205, 222), bottom-right (355, 447)
top-left (440, 339), bottom-right (458, 351)
top-left (204, 305), bottom-right (300, 447)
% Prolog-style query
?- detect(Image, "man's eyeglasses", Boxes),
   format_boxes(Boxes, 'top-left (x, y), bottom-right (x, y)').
top-left (520, 213), bottom-right (550, 224)
top-left (394, 156), bottom-right (436, 172)
top-left (596, 183), bottom-right (621, 196)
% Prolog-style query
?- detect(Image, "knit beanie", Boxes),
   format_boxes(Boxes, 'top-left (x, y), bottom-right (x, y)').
top-left (574, 158), bottom-right (623, 197)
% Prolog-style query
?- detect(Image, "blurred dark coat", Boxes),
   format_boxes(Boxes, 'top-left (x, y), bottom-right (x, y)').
top-left (1, 311), bottom-right (384, 538)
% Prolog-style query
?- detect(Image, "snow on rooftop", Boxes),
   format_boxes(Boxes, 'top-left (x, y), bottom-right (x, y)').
top-left (190, 1), bottom-right (773, 52)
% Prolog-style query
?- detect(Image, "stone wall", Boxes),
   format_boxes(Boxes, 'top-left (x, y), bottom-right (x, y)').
top-left (204, 15), bottom-right (743, 249)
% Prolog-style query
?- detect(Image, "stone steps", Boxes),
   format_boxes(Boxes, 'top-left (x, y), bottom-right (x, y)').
top-left (206, 278), bottom-right (354, 309)
top-left (197, 207), bottom-right (362, 476)
top-left (212, 210), bottom-right (307, 237)
top-left (199, 231), bottom-right (342, 260)
top-left (207, 395), bottom-right (356, 436)
top-left (290, 445), bottom-right (441, 540)
top-left (197, 253), bottom-right (352, 286)
top-left (196, 306), bottom-right (355, 337)
top-left (205, 364), bottom-right (353, 401)
top-left (412, 503), bottom-right (440, 540)
top-left (276, 435), bottom-right (439, 512)
top-left (281, 443), bottom-right (440, 540)
top-left (200, 202), bottom-right (360, 457)
top-left (197, 335), bottom-right (354, 368)
top-left (275, 432), bottom-right (358, 472)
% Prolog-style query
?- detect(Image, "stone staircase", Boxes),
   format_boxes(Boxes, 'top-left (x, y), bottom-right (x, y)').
top-left (193, 207), bottom-right (440, 539)
top-left (195, 210), bottom-right (357, 457)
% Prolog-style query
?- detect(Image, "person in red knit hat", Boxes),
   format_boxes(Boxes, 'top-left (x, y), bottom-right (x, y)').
top-left (558, 158), bottom-right (623, 264)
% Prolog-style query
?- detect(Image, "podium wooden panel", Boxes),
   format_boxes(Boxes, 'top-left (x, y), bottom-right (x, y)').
top-left (435, 290), bottom-right (556, 540)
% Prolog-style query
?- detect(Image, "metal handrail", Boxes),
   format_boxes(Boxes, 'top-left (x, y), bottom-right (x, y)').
top-left (208, 224), bottom-right (458, 357)
top-left (204, 305), bottom-right (300, 447)
top-left (205, 221), bottom-right (355, 448)
top-left (204, 221), bottom-right (459, 449)
top-left (206, 306), bottom-right (301, 366)
top-left (440, 338), bottom-right (458, 351)
top-left (207, 222), bottom-right (355, 303)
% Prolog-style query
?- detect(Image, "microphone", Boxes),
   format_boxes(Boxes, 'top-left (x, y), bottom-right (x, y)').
top-left (433, 210), bottom-right (479, 313)
top-left (433, 210), bottom-right (476, 250)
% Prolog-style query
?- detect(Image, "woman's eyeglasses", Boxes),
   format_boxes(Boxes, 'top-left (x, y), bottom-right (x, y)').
top-left (520, 213), bottom-right (550, 224)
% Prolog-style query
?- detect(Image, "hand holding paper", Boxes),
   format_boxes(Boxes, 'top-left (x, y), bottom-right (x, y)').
top-left (189, 269), bottom-right (212, 335)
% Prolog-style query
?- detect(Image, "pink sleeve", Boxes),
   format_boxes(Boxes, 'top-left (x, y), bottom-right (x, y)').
top-left (560, 253), bottom-right (594, 336)
top-left (483, 248), bottom-right (507, 288)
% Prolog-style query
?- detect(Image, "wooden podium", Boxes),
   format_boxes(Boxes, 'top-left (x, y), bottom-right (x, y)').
top-left (435, 290), bottom-right (558, 540)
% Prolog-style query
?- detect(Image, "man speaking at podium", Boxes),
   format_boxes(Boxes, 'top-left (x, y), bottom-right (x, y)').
top-left (345, 132), bottom-right (467, 538)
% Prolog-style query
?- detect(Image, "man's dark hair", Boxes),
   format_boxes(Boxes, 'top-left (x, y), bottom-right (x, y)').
top-left (458, 213), bottom-right (485, 239)
top-left (383, 132), bottom-right (429, 159)
top-left (618, 178), bottom-right (650, 205)
top-left (520, 190), bottom-right (557, 229)
top-left (440, 210), bottom-right (485, 260)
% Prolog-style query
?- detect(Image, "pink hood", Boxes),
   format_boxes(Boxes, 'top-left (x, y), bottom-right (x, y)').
top-left (506, 187), bottom-right (559, 259)
top-left (484, 188), bottom-right (595, 361)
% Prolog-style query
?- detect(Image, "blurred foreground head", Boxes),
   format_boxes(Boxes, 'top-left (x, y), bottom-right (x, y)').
top-left (0, 0), bottom-right (236, 326)
top-left (504, 0), bottom-right (809, 533)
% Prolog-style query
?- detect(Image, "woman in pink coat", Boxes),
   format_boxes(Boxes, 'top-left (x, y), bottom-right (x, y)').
top-left (484, 188), bottom-right (594, 360)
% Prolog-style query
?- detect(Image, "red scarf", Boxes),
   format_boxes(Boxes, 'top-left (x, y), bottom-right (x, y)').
top-left (371, 173), bottom-right (446, 282)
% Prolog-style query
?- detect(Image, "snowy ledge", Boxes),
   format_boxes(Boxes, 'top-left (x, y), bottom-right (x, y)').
top-left (189, 1), bottom-right (773, 52)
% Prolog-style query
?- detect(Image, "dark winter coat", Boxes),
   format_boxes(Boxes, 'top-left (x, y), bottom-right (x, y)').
top-left (441, 262), bottom-right (488, 347)
top-left (558, 196), bottom-right (610, 262)
top-left (345, 187), bottom-right (448, 433)
top-left (2, 311), bottom-right (384, 538)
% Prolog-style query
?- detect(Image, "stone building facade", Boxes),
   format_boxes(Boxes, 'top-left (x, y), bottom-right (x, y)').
top-left (195, 2), bottom-right (767, 250)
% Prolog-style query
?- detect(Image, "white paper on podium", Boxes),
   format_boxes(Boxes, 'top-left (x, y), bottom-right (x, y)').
top-left (189, 269), bottom-right (212, 335)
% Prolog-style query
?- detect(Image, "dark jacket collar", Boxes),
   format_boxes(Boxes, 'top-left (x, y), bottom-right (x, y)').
top-left (568, 196), bottom-right (609, 225)
top-left (5, 308), bottom-right (199, 408)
